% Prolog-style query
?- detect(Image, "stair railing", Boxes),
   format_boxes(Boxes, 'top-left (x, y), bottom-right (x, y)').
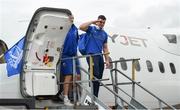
top-left (110, 58), bottom-right (176, 110)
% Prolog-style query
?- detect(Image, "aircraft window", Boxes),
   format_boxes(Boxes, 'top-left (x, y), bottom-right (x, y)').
top-left (163, 34), bottom-right (177, 44)
top-left (146, 60), bottom-right (153, 72)
top-left (158, 61), bottom-right (165, 73)
top-left (135, 60), bottom-right (140, 71)
top-left (0, 40), bottom-right (8, 64)
top-left (169, 63), bottom-right (176, 74)
top-left (120, 57), bottom-right (127, 70)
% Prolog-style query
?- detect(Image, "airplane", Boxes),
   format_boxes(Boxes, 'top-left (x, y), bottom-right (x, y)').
top-left (0, 7), bottom-right (180, 109)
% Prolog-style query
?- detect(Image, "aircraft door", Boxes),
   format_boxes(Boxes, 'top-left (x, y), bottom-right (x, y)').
top-left (20, 7), bottom-right (72, 97)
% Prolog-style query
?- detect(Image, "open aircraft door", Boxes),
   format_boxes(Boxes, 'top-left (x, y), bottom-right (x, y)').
top-left (20, 7), bottom-right (72, 97)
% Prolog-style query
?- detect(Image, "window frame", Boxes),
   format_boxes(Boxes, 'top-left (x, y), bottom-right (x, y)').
top-left (134, 60), bottom-right (141, 71)
top-left (120, 57), bottom-right (127, 71)
top-left (169, 63), bottom-right (176, 74)
top-left (0, 40), bottom-right (8, 64)
top-left (146, 60), bottom-right (153, 72)
top-left (158, 61), bottom-right (165, 73)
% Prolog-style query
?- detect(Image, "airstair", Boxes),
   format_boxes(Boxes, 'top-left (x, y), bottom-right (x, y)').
top-left (67, 53), bottom-right (176, 110)
top-left (3, 53), bottom-right (175, 109)
top-left (109, 58), bottom-right (176, 109)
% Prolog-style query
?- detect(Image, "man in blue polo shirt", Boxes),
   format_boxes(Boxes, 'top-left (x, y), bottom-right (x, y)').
top-left (60, 15), bottom-right (80, 106)
top-left (79, 15), bottom-right (110, 97)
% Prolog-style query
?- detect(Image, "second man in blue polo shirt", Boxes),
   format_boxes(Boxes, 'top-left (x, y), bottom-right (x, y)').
top-left (79, 15), bottom-right (110, 97)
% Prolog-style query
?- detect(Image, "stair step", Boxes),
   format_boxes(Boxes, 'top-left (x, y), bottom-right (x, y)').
top-left (74, 105), bottom-right (98, 110)
top-left (130, 98), bottom-right (147, 109)
top-left (46, 105), bottom-right (98, 110)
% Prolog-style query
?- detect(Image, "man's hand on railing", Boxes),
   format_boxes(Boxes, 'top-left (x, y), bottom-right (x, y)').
top-left (105, 61), bottom-right (111, 69)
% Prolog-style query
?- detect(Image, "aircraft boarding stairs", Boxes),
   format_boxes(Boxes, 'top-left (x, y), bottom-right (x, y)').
top-left (67, 54), bottom-right (176, 110)
top-left (108, 58), bottom-right (176, 110)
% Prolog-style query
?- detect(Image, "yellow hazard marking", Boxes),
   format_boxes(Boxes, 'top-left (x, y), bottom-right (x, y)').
top-left (90, 56), bottom-right (94, 80)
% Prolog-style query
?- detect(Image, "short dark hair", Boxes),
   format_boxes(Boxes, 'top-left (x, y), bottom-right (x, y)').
top-left (98, 15), bottom-right (106, 20)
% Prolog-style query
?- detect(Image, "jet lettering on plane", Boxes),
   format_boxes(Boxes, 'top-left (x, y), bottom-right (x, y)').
top-left (109, 34), bottom-right (148, 47)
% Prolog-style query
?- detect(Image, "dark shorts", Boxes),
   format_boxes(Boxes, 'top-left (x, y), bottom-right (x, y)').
top-left (60, 58), bottom-right (80, 75)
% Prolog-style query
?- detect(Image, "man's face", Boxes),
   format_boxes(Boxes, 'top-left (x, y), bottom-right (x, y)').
top-left (96, 18), bottom-right (106, 29)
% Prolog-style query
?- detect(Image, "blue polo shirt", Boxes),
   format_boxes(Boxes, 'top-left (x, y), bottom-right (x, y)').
top-left (61, 24), bottom-right (80, 75)
top-left (62, 24), bottom-right (78, 57)
top-left (86, 26), bottom-right (108, 54)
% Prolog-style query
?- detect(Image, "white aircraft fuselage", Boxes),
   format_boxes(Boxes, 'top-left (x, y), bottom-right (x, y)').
top-left (97, 28), bottom-right (180, 107)
top-left (0, 7), bottom-right (180, 109)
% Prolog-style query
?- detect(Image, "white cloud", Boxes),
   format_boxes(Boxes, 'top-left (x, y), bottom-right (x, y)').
top-left (111, 0), bottom-right (180, 29)
top-left (0, 0), bottom-right (180, 45)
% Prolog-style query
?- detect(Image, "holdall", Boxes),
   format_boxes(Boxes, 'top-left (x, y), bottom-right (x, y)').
top-left (78, 33), bottom-right (90, 55)
top-left (78, 32), bottom-right (101, 55)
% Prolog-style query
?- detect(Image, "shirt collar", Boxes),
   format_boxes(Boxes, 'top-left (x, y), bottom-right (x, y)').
top-left (95, 25), bottom-right (104, 30)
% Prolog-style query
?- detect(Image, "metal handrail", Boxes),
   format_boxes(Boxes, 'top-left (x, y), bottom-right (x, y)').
top-left (56, 52), bottom-right (109, 104)
top-left (59, 53), bottom-right (175, 109)
top-left (109, 58), bottom-right (140, 63)
top-left (79, 66), bottom-right (137, 109)
top-left (110, 68), bottom-right (176, 110)
top-left (114, 83), bottom-right (146, 108)
top-left (78, 82), bottom-right (111, 109)
top-left (58, 78), bottom-right (109, 85)
top-left (61, 52), bottom-right (109, 61)
top-left (62, 53), bottom-right (142, 109)
top-left (57, 53), bottom-right (109, 103)
top-left (110, 58), bottom-right (147, 109)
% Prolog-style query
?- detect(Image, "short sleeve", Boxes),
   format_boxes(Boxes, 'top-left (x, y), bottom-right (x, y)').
top-left (104, 32), bottom-right (108, 43)
top-left (86, 26), bottom-right (93, 33)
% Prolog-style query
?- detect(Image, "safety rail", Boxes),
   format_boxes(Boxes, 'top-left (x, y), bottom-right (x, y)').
top-left (110, 58), bottom-right (176, 110)
top-left (66, 52), bottom-right (109, 106)
top-left (58, 53), bottom-right (139, 109)
top-left (57, 53), bottom-right (112, 109)
top-left (77, 79), bottom-right (110, 109)
top-left (58, 54), bottom-right (176, 109)
top-left (79, 66), bottom-right (138, 109)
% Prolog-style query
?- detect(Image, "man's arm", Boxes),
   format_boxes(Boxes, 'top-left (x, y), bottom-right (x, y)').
top-left (79, 20), bottom-right (100, 31)
top-left (103, 43), bottom-right (110, 68)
